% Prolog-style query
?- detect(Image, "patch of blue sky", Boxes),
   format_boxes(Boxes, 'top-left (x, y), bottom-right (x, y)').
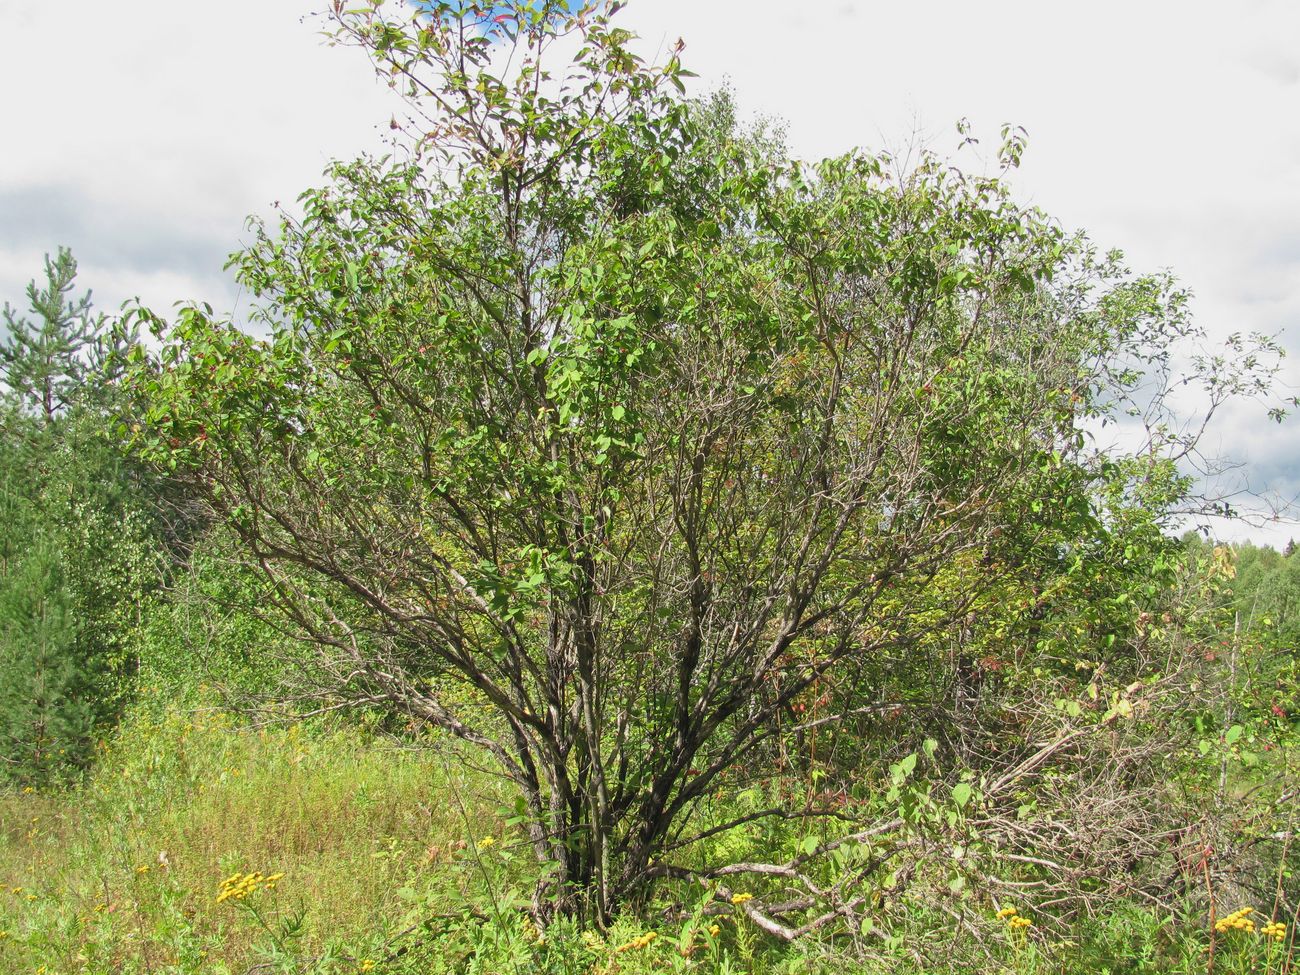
top-left (405, 1), bottom-right (601, 48)
top-left (410, 1), bottom-right (588, 20)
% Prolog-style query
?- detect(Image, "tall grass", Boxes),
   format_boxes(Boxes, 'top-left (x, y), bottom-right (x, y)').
top-left (1, 696), bottom-right (1291, 974)
top-left (0, 694), bottom-right (506, 973)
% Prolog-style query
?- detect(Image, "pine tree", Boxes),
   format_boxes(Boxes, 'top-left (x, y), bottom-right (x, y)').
top-left (0, 252), bottom-right (158, 786)
top-left (0, 532), bottom-right (93, 783)
top-left (1, 247), bottom-right (101, 424)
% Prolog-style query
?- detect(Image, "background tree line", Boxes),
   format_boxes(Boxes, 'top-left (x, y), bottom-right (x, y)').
top-left (0, 250), bottom-right (200, 785)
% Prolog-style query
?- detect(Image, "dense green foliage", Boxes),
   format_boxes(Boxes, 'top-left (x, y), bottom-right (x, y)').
top-left (1233, 542), bottom-right (1300, 651)
top-left (0, 1), bottom-right (1297, 972)
top-left (0, 252), bottom-right (165, 786)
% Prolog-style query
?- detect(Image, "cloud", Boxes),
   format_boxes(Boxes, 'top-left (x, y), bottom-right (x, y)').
top-left (0, 184), bottom-right (231, 280)
top-left (1244, 47), bottom-right (1300, 86)
top-left (0, 0), bottom-right (395, 311)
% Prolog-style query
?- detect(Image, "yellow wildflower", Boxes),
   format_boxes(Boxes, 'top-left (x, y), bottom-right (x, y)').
top-left (708, 924), bottom-right (721, 936)
top-left (476, 836), bottom-right (496, 851)
top-left (1215, 906), bottom-right (1261, 934)
top-left (216, 870), bottom-right (279, 903)
top-left (359, 961), bottom-right (376, 973)
top-left (730, 892), bottom-right (754, 905)
top-left (614, 932), bottom-right (658, 952)
top-left (135, 865), bottom-right (150, 875)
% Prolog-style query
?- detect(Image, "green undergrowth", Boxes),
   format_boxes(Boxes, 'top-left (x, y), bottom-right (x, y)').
top-left (0, 696), bottom-right (1289, 974)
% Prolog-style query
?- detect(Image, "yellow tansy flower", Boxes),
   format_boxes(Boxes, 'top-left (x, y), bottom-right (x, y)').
top-left (614, 931), bottom-right (658, 952)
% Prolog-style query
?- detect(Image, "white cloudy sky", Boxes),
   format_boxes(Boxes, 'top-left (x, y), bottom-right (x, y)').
top-left (1, 0), bottom-right (1297, 545)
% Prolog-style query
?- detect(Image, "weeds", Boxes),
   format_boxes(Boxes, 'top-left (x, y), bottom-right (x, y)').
top-left (0, 698), bottom-right (1295, 974)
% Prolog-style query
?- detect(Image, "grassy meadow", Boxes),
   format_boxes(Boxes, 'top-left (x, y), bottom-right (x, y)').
top-left (3, 688), bottom-right (1298, 974)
